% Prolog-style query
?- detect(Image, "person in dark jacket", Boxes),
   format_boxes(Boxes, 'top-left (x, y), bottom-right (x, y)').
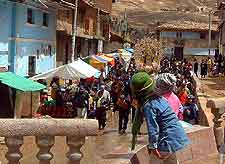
top-left (183, 95), bottom-right (199, 125)
top-left (200, 60), bottom-right (206, 78)
top-left (193, 59), bottom-right (198, 77)
top-left (117, 94), bottom-right (130, 134)
top-left (131, 72), bottom-right (190, 164)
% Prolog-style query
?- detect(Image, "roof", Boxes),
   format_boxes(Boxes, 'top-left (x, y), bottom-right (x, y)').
top-left (0, 72), bottom-right (46, 92)
top-left (157, 21), bottom-right (218, 32)
top-left (82, 0), bottom-right (110, 14)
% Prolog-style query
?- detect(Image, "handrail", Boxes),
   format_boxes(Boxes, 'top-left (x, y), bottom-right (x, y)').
top-left (0, 119), bottom-right (98, 137)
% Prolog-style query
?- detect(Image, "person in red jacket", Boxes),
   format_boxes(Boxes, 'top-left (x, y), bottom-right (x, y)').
top-left (178, 86), bottom-right (188, 105)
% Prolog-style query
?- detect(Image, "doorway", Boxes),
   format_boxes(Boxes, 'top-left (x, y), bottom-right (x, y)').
top-left (28, 56), bottom-right (36, 77)
top-left (174, 47), bottom-right (184, 60)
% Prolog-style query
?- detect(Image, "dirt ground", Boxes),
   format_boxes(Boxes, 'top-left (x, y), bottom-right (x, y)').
top-left (199, 76), bottom-right (225, 98)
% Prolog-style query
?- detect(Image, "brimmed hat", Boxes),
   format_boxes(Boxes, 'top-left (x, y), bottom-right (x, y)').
top-left (131, 72), bottom-right (155, 95)
top-left (187, 95), bottom-right (195, 99)
top-left (154, 73), bottom-right (177, 95)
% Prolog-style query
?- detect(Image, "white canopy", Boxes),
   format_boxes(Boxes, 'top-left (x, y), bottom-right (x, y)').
top-left (31, 59), bottom-right (101, 80)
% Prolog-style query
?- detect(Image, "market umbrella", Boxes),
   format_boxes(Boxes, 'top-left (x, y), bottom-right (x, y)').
top-left (0, 72), bottom-right (45, 91)
top-left (31, 59), bottom-right (100, 80)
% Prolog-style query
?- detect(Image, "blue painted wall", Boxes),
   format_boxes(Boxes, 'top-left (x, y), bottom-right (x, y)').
top-left (184, 48), bottom-right (215, 56)
top-left (160, 31), bottom-right (202, 39)
top-left (160, 32), bottom-right (177, 38)
top-left (0, 1), bottom-right (12, 67)
top-left (0, 1), bottom-right (56, 76)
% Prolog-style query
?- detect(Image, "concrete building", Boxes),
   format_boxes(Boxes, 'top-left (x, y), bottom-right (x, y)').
top-left (156, 21), bottom-right (218, 60)
top-left (56, 1), bottom-right (73, 66)
top-left (0, 0), bottom-right (57, 77)
top-left (56, 0), bottom-right (112, 66)
top-left (75, 0), bottom-right (111, 58)
top-left (217, 0), bottom-right (225, 55)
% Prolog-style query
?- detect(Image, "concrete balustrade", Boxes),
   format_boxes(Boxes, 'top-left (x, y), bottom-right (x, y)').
top-left (0, 119), bottom-right (98, 164)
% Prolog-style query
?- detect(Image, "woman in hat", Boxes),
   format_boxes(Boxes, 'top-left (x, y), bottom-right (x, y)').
top-left (154, 73), bottom-right (183, 120)
top-left (131, 72), bottom-right (190, 164)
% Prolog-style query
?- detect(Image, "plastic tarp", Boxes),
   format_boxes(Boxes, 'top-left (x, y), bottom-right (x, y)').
top-left (99, 55), bottom-right (115, 66)
top-left (116, 49), bottom-right (133, 71)
top-left (0, 72), bottom-right (46, 92)
top-left (69, 59), bottom-right (101, 78)
top-left (31, 59), bottom-right (101, 80)
top-left (90, 55), bottom-right (108, 63)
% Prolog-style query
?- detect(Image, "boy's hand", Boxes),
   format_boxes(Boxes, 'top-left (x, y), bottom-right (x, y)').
top-left (148, 148), bottom-right (162, 159)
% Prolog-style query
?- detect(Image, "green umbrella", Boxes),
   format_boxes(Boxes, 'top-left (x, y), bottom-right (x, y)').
top-left (0, 72), bottom-right (46, 92)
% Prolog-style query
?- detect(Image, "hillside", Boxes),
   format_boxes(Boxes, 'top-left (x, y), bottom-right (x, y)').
top-left (112, 0), bottom-right (218, 28)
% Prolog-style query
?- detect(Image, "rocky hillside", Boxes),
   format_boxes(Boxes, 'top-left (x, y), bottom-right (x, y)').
top-left (112, 0), bottom-right (218, 28)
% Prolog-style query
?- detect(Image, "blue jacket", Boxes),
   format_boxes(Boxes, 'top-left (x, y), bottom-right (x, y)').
top-left (143, 96), bottom-right (190, 153)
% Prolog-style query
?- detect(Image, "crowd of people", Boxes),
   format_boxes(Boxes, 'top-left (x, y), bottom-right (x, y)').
top-left (159, 57), bottom-right (199, 124)
top-left (37, 56), bottom-right (137, 133)
top-left (37, 55), bottom-right (200, 133)
top-left (193, 54), bottom-right (225, 78)
top-left (36, 55), bottom-right (204, 163)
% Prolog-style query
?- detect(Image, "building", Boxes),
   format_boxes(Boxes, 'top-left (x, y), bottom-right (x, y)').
top-left (75, 0), bottom-right (111, 58)
top-left (156, 21), bottom-right (218, 60)
top-left (0, 0), bottom-right (57, 77)
top-left (217, 0), bottom-right (225, 55)
top-left (56, 0), bottom-right (74, 66)
top-left (56, 0), bottom-right (112, 65)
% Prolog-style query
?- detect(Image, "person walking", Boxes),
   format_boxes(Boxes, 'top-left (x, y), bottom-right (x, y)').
top-left (193, 59), bottom-right (199, 77)
top-left (203, 59), bottom-right (208, 78)
top-left (131, 72), bottom-right (190, 164)
top-left (200, 60), bottom-right (205, 78)
top-left (96, 88), bottom-right (108, 130)
top-left (117, 94), bottom-right (130, 134)
top-left (73, 86), bottom-right (89, 118)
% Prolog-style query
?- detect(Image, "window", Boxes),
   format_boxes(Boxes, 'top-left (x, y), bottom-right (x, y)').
top-left (43, 13), bottom-right (49, 27)
top-left (28, 56), bottom-right (36, 76)
top-left (176, 32), bottom-right (182, 38)
top-left (200, 32), bottom-right (206, 39)
top-left (27, 8), bottom-right (34, 24)
top-left (211, 33), bottom-right (216, 40)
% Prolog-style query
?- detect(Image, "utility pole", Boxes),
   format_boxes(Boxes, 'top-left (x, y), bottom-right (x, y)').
top-left (208, 11), bottom-right (212, 56)
top-left (71, 0), bottom-right (78, 62)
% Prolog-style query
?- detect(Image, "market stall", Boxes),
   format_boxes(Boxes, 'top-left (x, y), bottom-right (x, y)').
top-left (0, 72), bottom-right (46, 118)
top-left (31, 59), bottom-right (101, 80)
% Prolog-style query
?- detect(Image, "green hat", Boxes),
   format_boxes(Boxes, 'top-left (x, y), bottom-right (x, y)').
top-left (131, 72), bottom-right (155, 95)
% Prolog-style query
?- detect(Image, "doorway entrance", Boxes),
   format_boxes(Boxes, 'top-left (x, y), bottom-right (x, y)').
top-left (174, 47), bottom-right (184, 60)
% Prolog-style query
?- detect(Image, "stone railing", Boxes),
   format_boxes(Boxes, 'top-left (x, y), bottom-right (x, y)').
top-left (0, 119), bottom-right (98, 164)
top-left (102, 126), bottom-right (218, 164)
top-left (193, 75), bottom-right (225, 150)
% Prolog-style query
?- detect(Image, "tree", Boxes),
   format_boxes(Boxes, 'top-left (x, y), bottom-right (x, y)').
top-left (134, 37), bottom-right (163, 73)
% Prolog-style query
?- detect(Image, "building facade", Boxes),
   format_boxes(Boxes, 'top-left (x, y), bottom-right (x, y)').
top-left (217, 1), bottom-right (225, 55)
top-left (56, 0), bottom-right (112, 66)
top-left (0, 0), bottom-right (56, 77)
top-left (156, 21), bottom-right (218, 60)
top-left (75, 0), bottom-right (111, 58)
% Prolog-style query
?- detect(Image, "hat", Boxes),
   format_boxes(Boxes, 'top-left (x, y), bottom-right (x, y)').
top-left (187, 95), bottom-right (195, 99)
top-left (131, 72), bottom-right (155, 95)
top-left (154, 73), bottom-right (177, 95)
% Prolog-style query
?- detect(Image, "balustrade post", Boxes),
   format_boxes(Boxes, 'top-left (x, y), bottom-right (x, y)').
top-left (5, 137), bottom-right (23, 164)
top-left (36, 136), bottom-right (55, 164)
top-left (66, 136), bottom-right (85, 164)
top-left (211, 106), bottom-right (225, 149)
